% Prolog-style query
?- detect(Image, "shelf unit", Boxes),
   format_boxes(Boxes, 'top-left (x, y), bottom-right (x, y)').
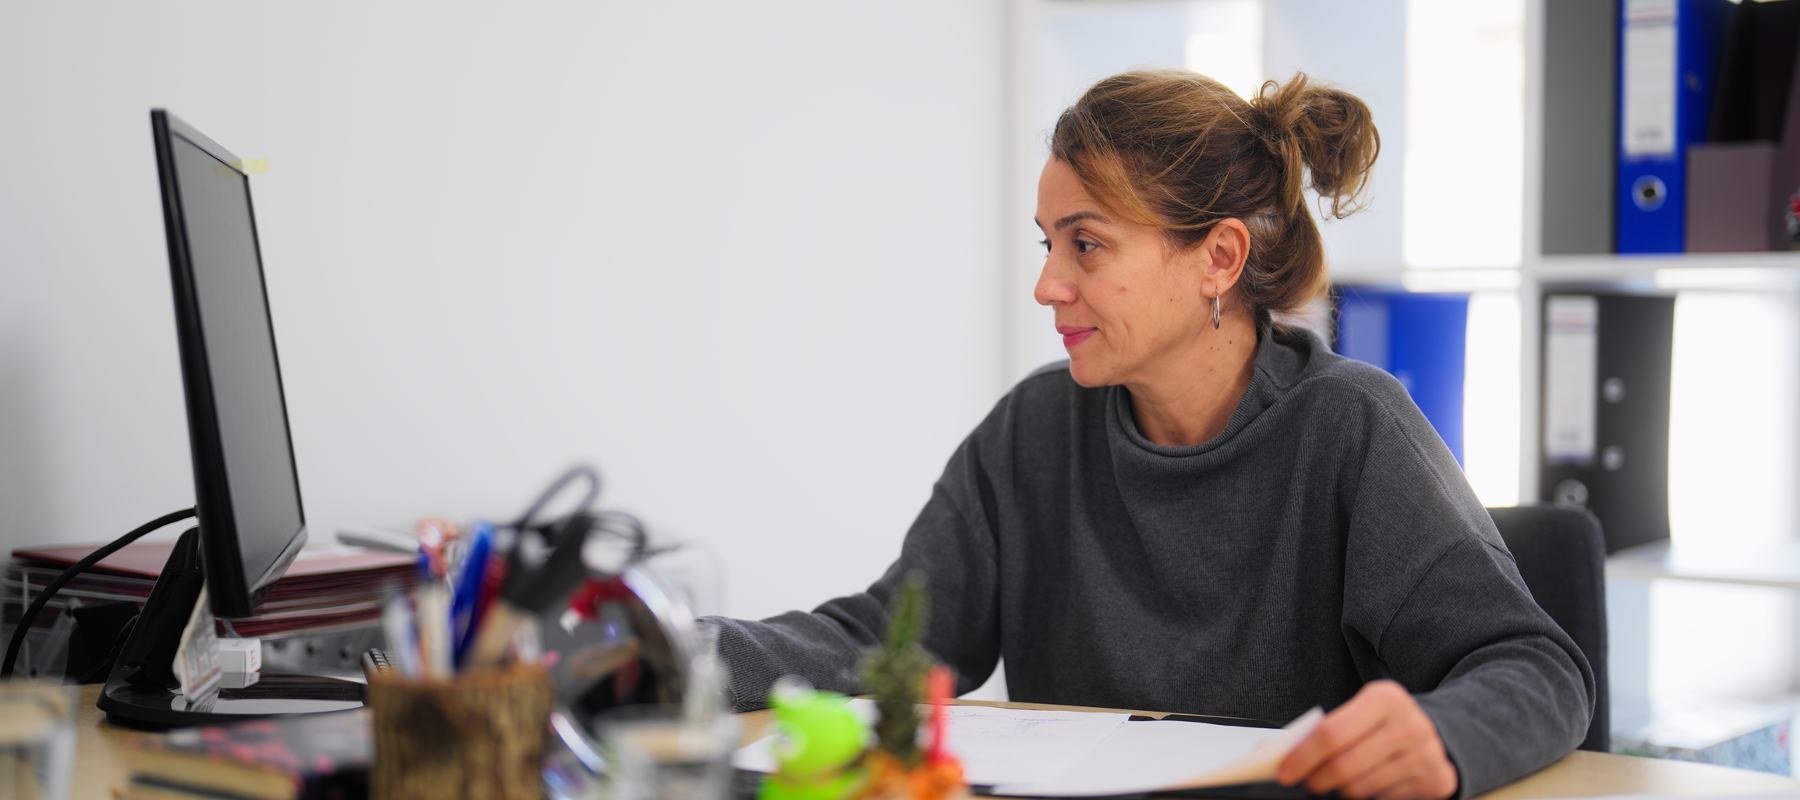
top-left (1518, 0), bottom-right (1800, 507)
top-left (1531, 253), bottom-right (1800, 288)
top-left (1520, 0), bottom-right (1800, 751)
top-left (1607, 538), bottom-right (1800, 591)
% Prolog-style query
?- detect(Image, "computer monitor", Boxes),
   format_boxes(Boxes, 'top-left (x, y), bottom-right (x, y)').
top-left (98, 111), bottom-right (358, 727)
top-left (152, 109), bottom-right (308, 619)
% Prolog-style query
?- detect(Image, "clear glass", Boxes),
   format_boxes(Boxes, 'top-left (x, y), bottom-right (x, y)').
top-left (0, 682), bottom-right (76, 800)
top-left (598, 704), bottom-right (740, 800)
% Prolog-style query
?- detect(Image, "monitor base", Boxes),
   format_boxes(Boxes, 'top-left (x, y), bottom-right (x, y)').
top-left (94, 527), bottom-right (367, 730)
top-left (99, 671), bottom-right (365, 730)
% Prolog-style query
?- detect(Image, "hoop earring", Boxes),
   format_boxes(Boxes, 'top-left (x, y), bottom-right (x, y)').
top-left (1211, 295), bottom-right (1222, 330)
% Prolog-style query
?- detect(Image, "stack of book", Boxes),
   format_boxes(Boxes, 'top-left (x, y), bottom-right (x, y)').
top-left (4, 541), bottom-right (417, 676)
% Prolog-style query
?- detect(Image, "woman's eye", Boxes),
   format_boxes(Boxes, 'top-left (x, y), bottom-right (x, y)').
top-left (1074, 238), bottom-right (1097, 255)
top-left (1038, 238), bottom-right (1051, 253)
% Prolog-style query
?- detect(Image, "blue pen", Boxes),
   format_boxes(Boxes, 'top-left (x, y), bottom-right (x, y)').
top-left (450, 523), bottom-right (495, 670)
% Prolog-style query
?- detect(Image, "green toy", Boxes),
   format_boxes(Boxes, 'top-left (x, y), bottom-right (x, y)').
top-left (758, 684), bottom-right (870, 800)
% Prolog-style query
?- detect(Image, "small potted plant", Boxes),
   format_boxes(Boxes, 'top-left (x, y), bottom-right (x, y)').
top-left (856, 574), bottom-right (966, 800)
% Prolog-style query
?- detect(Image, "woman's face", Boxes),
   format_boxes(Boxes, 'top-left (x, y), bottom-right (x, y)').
top-left (1033, 158), bottom-right (1215, 388)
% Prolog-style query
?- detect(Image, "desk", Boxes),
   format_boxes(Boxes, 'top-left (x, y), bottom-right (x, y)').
top-left (71, 686), bottom-right (1800, 798)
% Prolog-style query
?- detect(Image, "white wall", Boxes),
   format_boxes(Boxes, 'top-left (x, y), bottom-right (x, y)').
top-left (0, 2), bottom-right (1008, 623)
top-left (1263, 0), bottom-right (1406, 278)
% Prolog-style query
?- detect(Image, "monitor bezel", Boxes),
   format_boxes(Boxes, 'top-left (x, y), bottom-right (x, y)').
top-left (150, 109), bottom-right (307, 618)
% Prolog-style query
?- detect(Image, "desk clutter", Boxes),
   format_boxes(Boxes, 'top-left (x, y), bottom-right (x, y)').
top-left (7, 464), bottom-right (1327, 800)
top-left (734, 577), bottom-right (1321, 800)
top-left (752, 575), bottom-right (970, 800)
top-left (4, 542), bottom-right (417, 682)
top-left (1, 464), bottom-right (725, 798)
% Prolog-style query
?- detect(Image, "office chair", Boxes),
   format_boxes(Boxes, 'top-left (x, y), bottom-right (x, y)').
top-left (1487, 505), bottom-right (1610, 753)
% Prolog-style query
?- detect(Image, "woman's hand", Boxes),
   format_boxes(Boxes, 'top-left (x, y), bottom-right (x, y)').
top-left (1275, 680), bottom-right (1458, 799)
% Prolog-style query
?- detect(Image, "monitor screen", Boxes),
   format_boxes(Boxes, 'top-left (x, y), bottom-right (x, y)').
top-left (155, 111), bottom-right (306, 616)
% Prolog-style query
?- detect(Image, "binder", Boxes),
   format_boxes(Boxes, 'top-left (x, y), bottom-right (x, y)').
top-left (1706, 0), bottom-right (1800, 144)
top-left (1539, 293), bottom-right (1675, 553)
top-left (1332, 287), bottom-right (1468, 465)
top-left (1616, 0), bottom-right (1731, 253)
top-left (1541, 0), bottom-right (1618, 255)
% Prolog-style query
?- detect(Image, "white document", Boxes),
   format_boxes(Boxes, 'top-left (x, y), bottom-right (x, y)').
top-left (1620, 0), bottom-right (1676, 158)
top-left (1543, 295), bottom-right (1599, 464)
top-left (172, 587), bottom-right (222, 704)
top-left (935, 705), bottom-right (1135, 786)
top-left (733, 699), bottom-right (1130, 786)
top-left (989, 707), bottom-right (1323, 798)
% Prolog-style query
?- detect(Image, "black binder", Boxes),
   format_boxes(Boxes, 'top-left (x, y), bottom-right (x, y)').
top-left (1539, 293), bottom-right (1676, 553)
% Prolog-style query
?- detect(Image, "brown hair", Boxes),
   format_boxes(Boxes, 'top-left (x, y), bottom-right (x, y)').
top-left (1050, 69), bottom-right (1380, 326)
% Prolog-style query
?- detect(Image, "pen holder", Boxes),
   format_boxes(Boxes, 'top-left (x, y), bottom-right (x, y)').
top-left (367, 664), bottom-right (553, 800)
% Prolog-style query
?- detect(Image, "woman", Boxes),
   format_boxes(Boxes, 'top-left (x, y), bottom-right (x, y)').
top-left (705, 70), bottom-right (1593, 800)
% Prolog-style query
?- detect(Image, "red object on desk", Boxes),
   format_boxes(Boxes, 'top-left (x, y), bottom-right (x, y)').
top-left (926, 665), bottom-right (952, 764)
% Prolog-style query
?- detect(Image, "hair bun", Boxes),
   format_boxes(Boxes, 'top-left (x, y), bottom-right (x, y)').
top-left (1251, 72), bottom-right (1381, 220)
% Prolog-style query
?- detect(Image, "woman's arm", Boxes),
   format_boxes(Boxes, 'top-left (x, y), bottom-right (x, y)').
top-left (1370, 532), bottom-right (1594, 797)
top-left (1299, 390), bottom-right (1595, 799)
top-left (703, 435), bottom-right (1004, 711)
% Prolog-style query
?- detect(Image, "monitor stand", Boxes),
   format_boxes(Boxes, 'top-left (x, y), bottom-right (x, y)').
top-left (98, 527), bottom-right (367, 729)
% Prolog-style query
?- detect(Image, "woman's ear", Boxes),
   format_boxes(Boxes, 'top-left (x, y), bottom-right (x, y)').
top-left (1202, 219), bottom-right (1251, 297)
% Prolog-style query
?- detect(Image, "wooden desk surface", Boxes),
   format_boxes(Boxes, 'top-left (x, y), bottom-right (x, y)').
top-left (72, 684), bottom-right (131, 800)
top-left (74, 685), bottom-right (1800, 798)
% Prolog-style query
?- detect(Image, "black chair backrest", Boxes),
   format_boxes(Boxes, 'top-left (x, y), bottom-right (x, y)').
top-left (1487, 505), bottom-right (1609, 752)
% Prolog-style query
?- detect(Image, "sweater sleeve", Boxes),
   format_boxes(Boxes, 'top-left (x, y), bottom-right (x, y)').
top-left (1341, 386), bottom-right (1595, 798)
top-left (702, 431), bottom-right (1003, 712)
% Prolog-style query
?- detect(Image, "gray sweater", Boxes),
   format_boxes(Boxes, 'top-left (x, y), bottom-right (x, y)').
top-left (706, 326), bottom-right (1594, 797)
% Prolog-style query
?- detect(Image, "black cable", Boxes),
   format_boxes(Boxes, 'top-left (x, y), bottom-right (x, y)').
top-left (510, 464), bottom-right (601, 534)
top-left (2, 507), bottom-right (196, 678)
top-left (594, 510), bottom-right (648, 554)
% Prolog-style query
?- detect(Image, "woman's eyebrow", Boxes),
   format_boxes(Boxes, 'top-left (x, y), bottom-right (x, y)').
top-left (1052, 211), bottom-right (1110, 231)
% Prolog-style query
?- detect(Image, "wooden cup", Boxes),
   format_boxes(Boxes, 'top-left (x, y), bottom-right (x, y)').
top-left (367, 664), bottom-right (553, 800)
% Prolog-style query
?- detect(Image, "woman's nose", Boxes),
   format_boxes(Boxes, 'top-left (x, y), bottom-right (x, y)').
top-left (1034, 261), bottom-right (1074, 307)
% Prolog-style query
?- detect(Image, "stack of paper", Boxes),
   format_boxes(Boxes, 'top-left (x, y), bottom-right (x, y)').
top-left (6, 541), bottom-right (417, 639)
top-left (991, 708), bottom-right (1321, 796)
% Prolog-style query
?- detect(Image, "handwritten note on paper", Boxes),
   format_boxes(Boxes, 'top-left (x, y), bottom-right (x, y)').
top-left (989, 707), bottom-right (1324, 798)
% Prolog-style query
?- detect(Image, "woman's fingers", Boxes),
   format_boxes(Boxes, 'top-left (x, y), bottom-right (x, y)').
top-left (1276, 680), bottom-right (1458, 800)
top-left (1304, 709), bottom-right (1412, 794)
top-left (1277, 680), bottom-right (1395, 785)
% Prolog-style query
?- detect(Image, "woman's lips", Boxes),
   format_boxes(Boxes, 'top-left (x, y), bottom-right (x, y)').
top-left (1057, 326), bottom-right (1096, 348)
